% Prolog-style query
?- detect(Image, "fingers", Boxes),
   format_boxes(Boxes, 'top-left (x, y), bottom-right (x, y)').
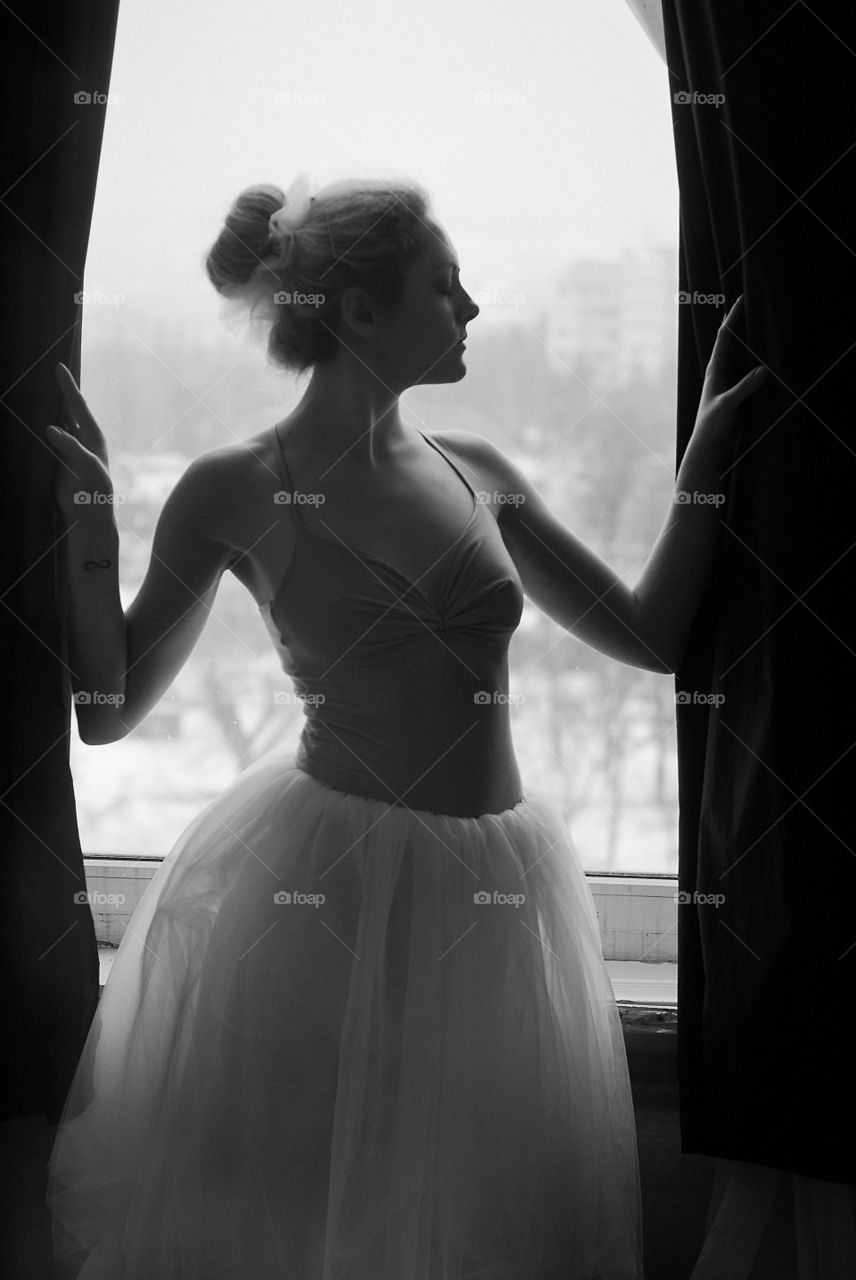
top-left (709, 294), bottom-right (743, 338)
top-left (703, 294), bottom-right (751, 397)
top-left (45, 423), bottom-right (89, 456)
top-left (722, 293), bottom-right (744, 324)
top-left (54, 364), bottom-right (80, 432)
top-left (708, 294), bottom-right (744, 357)
top-left (46, 421), bottom-right (86, 441)
top-left (695, 294), bottom-right (768, 427)
top-left (55, 363), bottom-right (95, 429)
top-left (724, 364), bottom-right (767, 406)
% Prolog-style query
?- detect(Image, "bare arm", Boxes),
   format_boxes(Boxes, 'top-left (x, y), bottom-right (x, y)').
top-left (63, 509), bottom-right (126, 741)
top-left (47, 365), bottom-right (238, 744)
top-left (445, 296), bottom-right (766, 674)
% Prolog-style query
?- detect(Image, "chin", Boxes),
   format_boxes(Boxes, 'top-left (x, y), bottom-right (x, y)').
top-left (414, 356), bottom-right (468, 387)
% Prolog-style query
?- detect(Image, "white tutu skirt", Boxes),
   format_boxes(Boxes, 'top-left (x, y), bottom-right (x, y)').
top-left (48, 754), bottom-right (643, 1280)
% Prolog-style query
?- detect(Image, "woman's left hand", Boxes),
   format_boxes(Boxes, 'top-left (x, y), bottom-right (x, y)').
top-left (692, 294), bottom-right (767, 447)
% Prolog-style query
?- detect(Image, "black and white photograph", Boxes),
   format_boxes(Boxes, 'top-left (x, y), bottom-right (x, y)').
top-left (2, 1), bottom-right (855, 1276)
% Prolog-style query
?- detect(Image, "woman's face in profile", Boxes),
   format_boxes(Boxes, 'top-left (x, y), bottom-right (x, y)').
top-left (365, 220), bottom-right (480, 391)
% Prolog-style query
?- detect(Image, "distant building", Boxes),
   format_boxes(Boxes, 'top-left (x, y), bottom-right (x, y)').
top-left (545, 250), bottom-right (677, 387)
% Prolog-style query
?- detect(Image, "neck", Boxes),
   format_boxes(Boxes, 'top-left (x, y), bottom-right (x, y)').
top-left (289, 351), bottom-right (407, 468)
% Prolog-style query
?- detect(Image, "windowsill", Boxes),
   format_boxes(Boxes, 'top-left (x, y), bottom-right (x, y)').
top-left (84, 861), bottom-right (682, 967)
top-left (95, 948), bottom-right (677, 1008)
top-left (606, 959), bottom-right (676, 1006)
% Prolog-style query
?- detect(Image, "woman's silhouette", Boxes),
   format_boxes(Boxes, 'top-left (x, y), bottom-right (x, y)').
top-left (45, 171), bottom-right (765, 1279)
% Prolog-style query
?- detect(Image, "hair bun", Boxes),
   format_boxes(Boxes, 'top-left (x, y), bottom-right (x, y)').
top-left (204, 182), bottom-right (284, 296)
top-left (205, 168), bottom-right (431, 376)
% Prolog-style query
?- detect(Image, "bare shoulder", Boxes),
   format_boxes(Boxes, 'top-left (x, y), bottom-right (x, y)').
top-left (188, 432), bottom-right (276, 489)
top-left (431, 429), bottom-right (533, 491)
top-left (166, 430), bottom-right (285, 556)
top-left (431, 429), bottom-right (545, 525)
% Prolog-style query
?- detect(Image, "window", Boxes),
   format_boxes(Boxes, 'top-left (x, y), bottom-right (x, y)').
top-left (74, 0), bottom-right (680, 873)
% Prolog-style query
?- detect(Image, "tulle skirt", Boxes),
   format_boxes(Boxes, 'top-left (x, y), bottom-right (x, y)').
top-left (47, 753), bottom-right (643, 1280)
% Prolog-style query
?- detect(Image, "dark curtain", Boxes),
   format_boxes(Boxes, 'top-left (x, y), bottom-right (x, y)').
top-left (662, 2), bottom-right (856, 1183)
top-left (1, 0), bottom-right (121, 1122)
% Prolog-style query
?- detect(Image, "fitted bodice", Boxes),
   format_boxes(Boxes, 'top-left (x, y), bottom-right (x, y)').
top-left (258, 425), bottom-right (526, 817)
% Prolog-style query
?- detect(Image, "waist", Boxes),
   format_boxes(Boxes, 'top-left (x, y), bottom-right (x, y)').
top-left (295, 713), bottom-right (522, 818)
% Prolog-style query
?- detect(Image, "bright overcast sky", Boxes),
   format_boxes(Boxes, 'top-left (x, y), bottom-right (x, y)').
top-left (84, 0), bottom-right (678, 330)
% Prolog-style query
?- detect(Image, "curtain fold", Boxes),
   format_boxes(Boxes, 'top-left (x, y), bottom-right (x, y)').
top-left (624, 0), bottom-right (666, 61)
top-left (1, 0), bottom-right (121, 1122)
top-left (661, 1), bottom-right (856, 1184)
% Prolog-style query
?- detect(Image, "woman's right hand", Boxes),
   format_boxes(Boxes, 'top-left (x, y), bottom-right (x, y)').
top-left (45, 363), bottom-right (116, 524)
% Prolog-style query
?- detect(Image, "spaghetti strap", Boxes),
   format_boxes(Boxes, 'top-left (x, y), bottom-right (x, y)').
top-left (416, 429), bottom-right (479, 501)
top-left (273, 424), bottom-right (477, 536)
top-left (271, 420), bottom-right (306, 526)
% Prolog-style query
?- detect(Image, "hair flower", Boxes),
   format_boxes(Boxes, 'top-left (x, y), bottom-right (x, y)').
top-left (267, 171), bottom-right (315, 266)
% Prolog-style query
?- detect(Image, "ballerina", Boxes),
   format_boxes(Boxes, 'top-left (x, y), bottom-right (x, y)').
top-left (45, 170), bottom-right (765, 1280)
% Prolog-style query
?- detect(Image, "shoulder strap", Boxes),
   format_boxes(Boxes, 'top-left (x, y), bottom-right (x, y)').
top-left (417, 430), bottom-right (478, 501)
top-left (271, 420), bottom-right (306, 526)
